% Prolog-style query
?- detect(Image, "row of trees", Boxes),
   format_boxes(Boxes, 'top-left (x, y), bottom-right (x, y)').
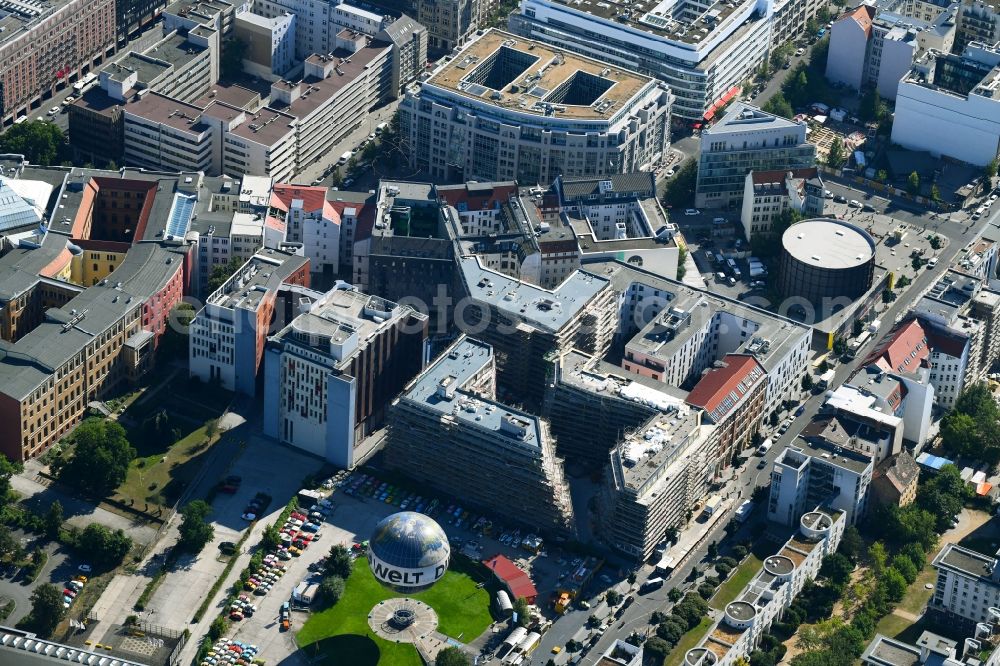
top-left (643, 592), bottom-right (711, 662)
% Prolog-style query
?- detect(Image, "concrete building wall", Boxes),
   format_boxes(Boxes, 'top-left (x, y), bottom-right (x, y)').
top-left (826, 17), bottom-right (869, 90)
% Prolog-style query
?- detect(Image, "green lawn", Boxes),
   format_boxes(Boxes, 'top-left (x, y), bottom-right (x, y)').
top-left (665, 617), bottom-right (714, 666)
top-left (297, 556), bottom-right (493, 666)
top-left (897, 567), bottom-right (936, 616)
top-left (116, 423), bottom-right (220, 508)
top-left (710, 554), bottom-right (763, 610)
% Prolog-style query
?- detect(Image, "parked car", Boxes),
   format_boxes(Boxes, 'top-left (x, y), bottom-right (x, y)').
top-left (78, 564), bottom-right (92, 573)
top-left (684, 208), bottom-right (700, 216)
top-left (848, 199), bottom-right (862, 208)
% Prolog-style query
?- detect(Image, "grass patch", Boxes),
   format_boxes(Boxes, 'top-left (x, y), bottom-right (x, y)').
top-left (0, 599), bottom-right (14, 621)
top-left (876, 612), bottom-right (913, 639)
top-left (191, 524), bottom-right (255, 624)
top-left (710, 554), bottom-right (763, 609)
top-left (297, 556), bottom-right (492, 666)
top-left (135, 559), bottom-right (170, 611)
top-left (665, 617), bottom-right (714, 666)
top-left (897, 567), bottom-right (936, 616)
top-left (117, 424), bottom-right (219, 508)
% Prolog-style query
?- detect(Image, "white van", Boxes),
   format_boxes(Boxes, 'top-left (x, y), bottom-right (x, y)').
top-left (375, 122), bottom-right (389, 134)
top-left (337, 150), bottom-right (353, 166)
top-left (13, 115), bottom-right (28, 125)
top-left (757, 438), bottom-right (773, 456)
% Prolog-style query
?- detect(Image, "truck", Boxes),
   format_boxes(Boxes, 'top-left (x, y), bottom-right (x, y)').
top-left (817, 369), bottom-right (835, 391)
top-left (703, 494), bottom-right (723, 517)
top-left (735, 500), bottom-right (755, 523)
top-left (73, 73), bottom-right (97, 93)
top-left (846, 330), bottom-right (872, 358)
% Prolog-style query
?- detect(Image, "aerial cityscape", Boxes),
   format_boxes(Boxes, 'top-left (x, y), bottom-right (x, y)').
top-left (0, 0), bottom-right (995, 663)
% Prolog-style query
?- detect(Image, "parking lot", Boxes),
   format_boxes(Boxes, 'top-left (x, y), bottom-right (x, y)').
top-left (0, 531), bottom-right (73, 626)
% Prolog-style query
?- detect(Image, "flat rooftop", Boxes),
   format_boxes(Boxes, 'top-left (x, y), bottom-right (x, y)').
top-left (193, 84), bottom-right (261, 110)
top-left (460, 255), bottom-right (610, 333)
top-left (780, 439), bottom-right (873, 475)
top-left (781, 219), bottom-right (876, 270)
top-left (425, 30), bottom-right (653, 120)
top-left (399, 337), bottom-right (545, 450)
top-left (615, 405), bottom-right (704, 492)
top-left (124, 92), bottom-right (209, 134)
top-left (226, 107), bottom-right (296, 146)
top-left (544, 0), bottom-right (757, 46)
top-left (933, 543), bottom-right (1000, 584)
top-left (208, 251), bottom-right (304, 311)
top-left (559, 349), bottom-right (690, 409)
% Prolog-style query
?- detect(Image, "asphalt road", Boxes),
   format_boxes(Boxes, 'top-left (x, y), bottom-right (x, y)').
top-left (533, 189), bottom-right (1000, 665)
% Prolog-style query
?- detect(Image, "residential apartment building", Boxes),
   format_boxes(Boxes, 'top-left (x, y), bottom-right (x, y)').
top-left (416, 0), bottom-right (475, 52)
top-left (863, 627), bottom-right (1000, 666)
top-left (957, 0), bottom-right (1000, 53)
top-left (262, 288), bottom-right (429, 468)
top-left (508, 0), bottom-right (785, 124)
top-left (826, 4), bottom-right (957, 100)
top-left (768, 439), bottom-right (873, 526)
top-left (685, 354), bottom-right (766, 467)
top-left (696, 104), bottom-right (816, 209)
top-left (598, 405), bottom-right (716, 561)
top-left (269, 184), bottom-right (342, 279)
top-left (399, 30), bottom-right (672, 185)
top-left (457, 256), bottom-right (618, 407)
top-left (384, 336), bottom-right (576, 534)
top-left (929, 543), bottom-right (1000, 633)
top-left (685, 507), bottom-right (845, 666)
top-left (116, 0), bottom-right (168, 46)
top-left (740, 168), bottom-right (825, 240)
top-left (188, 250), bottom-right (310, 395)
top-left (870, 451), bottom-right (920, 508)
top-left (892, 42), bottom-right (1000, 167)
top-left (0, 0), bottom-right (116, 124)
top-left (378, 16), bottom-right (428, 97)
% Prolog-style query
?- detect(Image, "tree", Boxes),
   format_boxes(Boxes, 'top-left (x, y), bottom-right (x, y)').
top-left (868, 542), bottom-right (888, 577)
top-left (0, 456), bottom-right (22, 505)
top-left (0, 121), bottom-right (69, 165)
top-left (677, 244), bottom-right (688, 281)
top-left (261, 524), bottom-right (282, 551)
top-left (860, 89), bottom-right (885, 122)
top-left (802, 374), bottom-right (814, 391)
top-left (819, 553), bottom-right (854, 587)
top-left (662, 159), bottom-right (697, 209)
top-left (606, 589), bottom-right (623, 606)
top-left (645, 637), bottom-right (672, 663)
top-left (774, 208), bottom-right (803, 236)
top-left (44, 500), bottom-right (63, 539)
top-left (876, 169), bottom-right (888, 183)
top-left (827, 137), bottom-right (846, 168)
top-left (883, 567), bottom-right (908, 602)
top-left (763, 93), bottom-right (795, 119)
top-left (891, 554), bottom-right (918, 584)
top-left (656, 620), bottom-right (685, 645)
top-left (436, 647), bottom-right (470, 666)
top-left (931, 184), bottom-right (941, 202)
top-left (668, 587), bottom-right (683, 602)
top-left (220, 38), bottom-right (248, 79)
top-left (22, 584), bottom-right (65, 637)
top-left (178, 500), bottom-right (214, 553)
top-left (907, 171), bottom-right (921, 195)
top-left (57, 418), bottom-right (135, 497)
top-left (707, 541), bottom-right (719, 559)
top-left (0, 526), bottom-right (17, 562)
top-left (317, 575), bottom-right (345, 608)
top-left (77, 523), bottom-right (132, 567)
top-left (986, 157), bottom-right (998, 181)
top-left (941, 412), bottom-right (978, 456)
top-left (881, 288), bottom-right (896, 304)
top-left (325, 545), bottom-right (353, 579)
top-left (513, 596), bottom-right (530, 627)
top-left (207, 257), bottom-right (244, 295)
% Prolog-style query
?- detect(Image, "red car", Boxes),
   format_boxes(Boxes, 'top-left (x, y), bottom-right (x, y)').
top-left (290, 512), bottom-right (307, 521)
top-left (63, 588), bottom-right (77, 598)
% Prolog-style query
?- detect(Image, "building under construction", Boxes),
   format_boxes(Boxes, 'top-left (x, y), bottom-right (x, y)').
top-left (384, 336), bottom-right (576, 535)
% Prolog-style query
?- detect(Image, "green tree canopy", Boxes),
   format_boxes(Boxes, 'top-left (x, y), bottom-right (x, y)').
top-left (178, 500), bottom-right (214, 552)
top-left (827, 138), bottom-right (846, 168)
top-left (58, 418), bottom-right (135, 497)
top-left (325, 544), bottom-right (353, 579)
top-left (77, 523), bottom-right (132, 567)
top-left (0, 121), bottom-right (69, 165)
top-left (207, 257), bottom-right (245, 294)
top-left (44, 500), bottom-right (63, 540)
top-left (907, 171), bottom-right (921, 195)
top-left (436, 647), bottom-right (471, 666)
top-left (21, 584), bottom-right (65, 637)
top-left (662, 159), bottom-right (697, 209)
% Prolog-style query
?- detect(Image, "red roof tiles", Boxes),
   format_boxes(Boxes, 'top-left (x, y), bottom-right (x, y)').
top-left (483, 554), bottom-right (537, 603)
top-left (686, 354), bottom-right (765, 423)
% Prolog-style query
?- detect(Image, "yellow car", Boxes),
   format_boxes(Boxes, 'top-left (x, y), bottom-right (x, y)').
top-left (552, 646), bottom-right (562, 654)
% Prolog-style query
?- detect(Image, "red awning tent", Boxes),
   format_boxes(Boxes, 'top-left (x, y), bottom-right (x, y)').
top-left (483, 554), bottom-right (537, 603)
top-left (703, 85), bottom-right (744, 121)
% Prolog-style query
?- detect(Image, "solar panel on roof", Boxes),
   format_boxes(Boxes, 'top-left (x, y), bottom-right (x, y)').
top-left (528, 86), bottom-right (549, 97)
top-left (465, 84), bottom-right (488, 96)
top-left (165, 193), bottom-right (196, 239)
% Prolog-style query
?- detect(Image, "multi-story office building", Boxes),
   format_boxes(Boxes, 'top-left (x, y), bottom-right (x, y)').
top-left (685, 354), bottom-right (766, 467)
top-left (399, 30), bottom-right (672, 185)
top-left (696, 103), bottom-right (816, 209)
top-left (162, 0), bottom-right (238, 37)
top-left (818, 383), bottom-right (907, 462)
top-left (928, 543), bottom-right (1000, 633)
top-left (457, 256), bottom-right (618, 407)
top-left (69, 28), bottom-right (224, 165)
top-left (0, 165), bottom-right (222, 460)
top-left (598, 405), bottom-right (716, 561)
top-left (269, 184), bottom-right (342, 280)
top-left (188, 251), bottom-right (310, 395)
top-left (508, 0), bottom-right (786, 124)
top-left (379, 16), bottom-right (429, 97)
top-left (957, 0), bottom-right (1000, 53)
top-left (685, 507), bottom-right (845, 666)
top-left (234, 11), bottom-right (297, 79)
top-left (826, 4), bottom-right (957, 100)
top-left (0, 0), bottom-right (116, 124)
top-left (767, 439), bottom-right (873, 526)
top-left (385, 336), bottom-right (576, 534)
top-left (740, 168), bottom-right (824, 240)
top-left (891, 42), bottom-right (1000, 167)
top-left (262, 288), bottom-right (428, 468)
top-left (270, 37), bottom-right (394, 170)
top-left (116, 0), bottom-right (168, 46)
